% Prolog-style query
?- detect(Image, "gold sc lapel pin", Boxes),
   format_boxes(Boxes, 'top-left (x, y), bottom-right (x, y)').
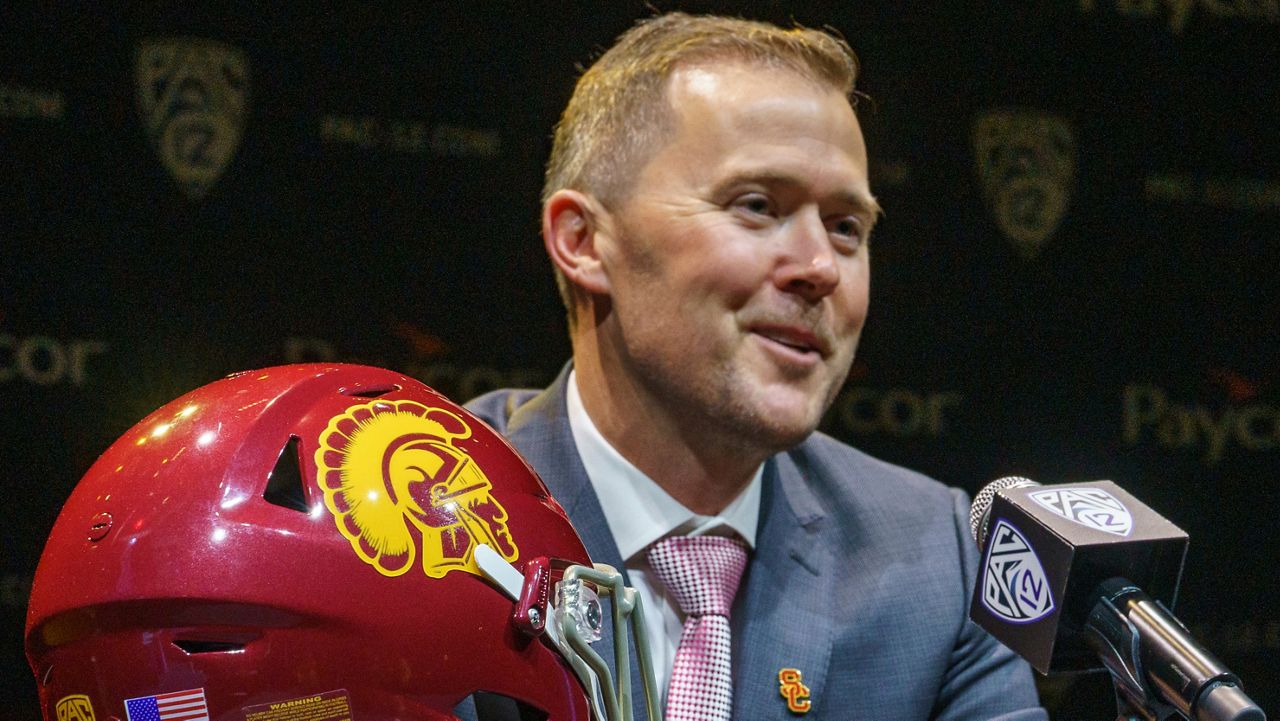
top-left (778, 668), bottom-right (811, 714)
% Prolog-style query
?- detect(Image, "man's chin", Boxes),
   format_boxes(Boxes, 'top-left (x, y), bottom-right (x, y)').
top-left (734, 398), bottom-right (825, 453)
top-left (688, 368), bottom-right (838, 453)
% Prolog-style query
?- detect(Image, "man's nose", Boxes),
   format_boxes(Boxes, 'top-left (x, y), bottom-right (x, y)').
top-left (775, 209), bottom-right (840, 302)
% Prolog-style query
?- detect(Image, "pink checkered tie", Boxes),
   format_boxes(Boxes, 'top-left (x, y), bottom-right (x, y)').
top-left (647, 535), bottom-right (749, 721)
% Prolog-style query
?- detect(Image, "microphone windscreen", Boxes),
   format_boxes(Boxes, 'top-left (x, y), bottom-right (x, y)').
top-left (969, 476), bottom-right (1039, 549)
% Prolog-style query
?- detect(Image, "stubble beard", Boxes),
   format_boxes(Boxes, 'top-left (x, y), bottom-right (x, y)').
top-left (634, 333), bottom-right (857, 463)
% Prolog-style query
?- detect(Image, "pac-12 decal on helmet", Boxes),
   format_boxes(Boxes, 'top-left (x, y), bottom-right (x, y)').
top-left (55, 695), bottom-right (95, 721)
top-left (1028, 487), bottom-right (1133, 536)
top-left (981, 519), bottom-right (1055, 623)
top-left (316, 399), bottom-right (519, 579)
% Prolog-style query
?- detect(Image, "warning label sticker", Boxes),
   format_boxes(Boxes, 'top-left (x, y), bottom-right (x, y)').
top-left (242, 690), bottom-right (352, 721)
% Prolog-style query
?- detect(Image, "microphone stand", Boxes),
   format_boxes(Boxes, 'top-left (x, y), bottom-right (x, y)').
top-left (1083, 579), bottom-right (1265, 721)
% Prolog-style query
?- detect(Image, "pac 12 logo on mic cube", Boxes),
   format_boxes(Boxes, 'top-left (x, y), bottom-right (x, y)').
top-left (970, 480), bottom-right (1188, 673)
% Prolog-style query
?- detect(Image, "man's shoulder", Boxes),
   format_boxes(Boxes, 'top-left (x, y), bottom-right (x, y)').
top-left (465, 387), bottom-right (546, 434)
top-left (791, 431), bottom-right (958, 495)
top-left (784, 430), bottom-right (966, 526)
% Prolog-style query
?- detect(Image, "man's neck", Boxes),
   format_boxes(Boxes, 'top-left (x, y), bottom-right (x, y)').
top-left (572, 342), bottom-right (768, 516)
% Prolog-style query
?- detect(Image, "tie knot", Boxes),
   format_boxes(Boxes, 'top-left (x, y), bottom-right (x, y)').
top-left (646, 535), bottom-right (748, 617)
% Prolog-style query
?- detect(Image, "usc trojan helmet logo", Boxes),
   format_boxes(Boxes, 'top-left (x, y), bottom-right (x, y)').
top-left (316, 400), bottom-right (519, 579)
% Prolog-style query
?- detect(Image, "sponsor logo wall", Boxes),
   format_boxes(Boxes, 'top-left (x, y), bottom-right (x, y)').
top-left (1, 4), bottom-right (1275, 720)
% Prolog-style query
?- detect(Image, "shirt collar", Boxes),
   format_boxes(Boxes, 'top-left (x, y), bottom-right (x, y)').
top-left (566, 371), bottom-right (761, 562)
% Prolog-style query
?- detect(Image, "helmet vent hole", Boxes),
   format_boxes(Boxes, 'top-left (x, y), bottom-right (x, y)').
top-left (173, 639), bottom-right (246, 654)
top-left (465, 692), bottom-right (550, 721)
top-left (263, 436), bottom-right (310, 513)
top-left (342, 384), bottom-right (399, 398)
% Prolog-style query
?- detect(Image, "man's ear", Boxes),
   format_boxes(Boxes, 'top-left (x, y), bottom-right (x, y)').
top-left (543, 189), bottom-right (612, 296)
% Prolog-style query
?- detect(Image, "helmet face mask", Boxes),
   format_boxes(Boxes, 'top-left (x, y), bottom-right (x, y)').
top-left (26, 364), bottom-right (657, 721)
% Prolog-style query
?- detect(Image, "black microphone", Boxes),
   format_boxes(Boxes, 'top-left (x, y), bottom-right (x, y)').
top-left (968, 476), bottom-right (1265, 721)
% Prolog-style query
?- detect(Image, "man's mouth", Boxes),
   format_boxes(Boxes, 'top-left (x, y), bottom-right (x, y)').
top-left (751, 325), bottom-right (828, 358)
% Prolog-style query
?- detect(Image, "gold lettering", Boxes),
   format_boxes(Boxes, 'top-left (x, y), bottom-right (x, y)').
top-left (1, 575), bottom-right (33, 607)
top-left (320, 115), bottom-right (379, 147)
top-left (1214, 177), bottom-right (1280, 210)
top-left (834, 387), bottom-right (962, 437)
top-left (1083, 0), bottom-right (1280, 32)
top-left (431, 124), bottom-right (500, 158)
top-left (1239, 179), bottom-right (1280, 210)
top-left (1122, 385), bottom-right (1167, 444)
top-left (1157, 405), bottom-right (1197, 447)
top-left (1117, 0), bottom-right (1159, 16)
top-left (0, 83), bottom-right (65, 120)
top-left (870, 159), bottom-right (911, 187)
top-left (388, 121), bottom-right (429, 152)
top-left (1123, 384), bottom-right (1279, 464)
top-left (0, 334), bottom-right (13, 383)
top-left (1204, 178), bottom-right (1236, 206)
top-left (1144, 173), bottom-right (1194, 202)
top-left (67, 340), bottom-right (108, 386)
top-left (1199, 0), bottom-right (1239, 16)
top-left (1265, 620), bottom-right (1280, 648)
top-left (881, 389), bottom-right (925, 435)
top-left (0, 335), bottom-right (106, 386)
top-left (1193, 406), bottom-right (1233, 464)
top-left (1235, 405), bottom-right (1279, 451)
top-left (1164, 0), bottom-right (1197, 32)
top-left (1146, 175), bottom-right (1280, 210)
top-left (926, 392), bottom-right (964, 436)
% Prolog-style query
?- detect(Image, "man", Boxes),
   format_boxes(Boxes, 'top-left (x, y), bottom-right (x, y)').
top-left (468, 12), bottom-right (1046, 721)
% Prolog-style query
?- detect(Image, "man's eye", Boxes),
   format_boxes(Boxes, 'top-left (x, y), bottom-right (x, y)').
top-left (734, 194), bottom-right (773, 216)
top-left (828, 217), bottom-right (864, 249)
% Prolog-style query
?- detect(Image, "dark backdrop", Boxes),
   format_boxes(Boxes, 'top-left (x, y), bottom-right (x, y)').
top-left (2, 2), bottom-right (1276, 719)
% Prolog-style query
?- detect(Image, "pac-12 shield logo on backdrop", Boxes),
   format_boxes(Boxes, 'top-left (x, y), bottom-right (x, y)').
top-left (1029, 487), bottom-right (1133, 536)
top-left (981, 520), bottom-right (1054, 623)
top-left (316, 400), bottom-right (519, 579)
top-left (136, 38), bottom-right (248, 200)
top-left (972, 110), bottom-right (1075, 260)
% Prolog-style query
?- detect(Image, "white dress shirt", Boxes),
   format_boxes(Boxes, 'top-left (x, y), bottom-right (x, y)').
top-left (565, 371), bottom-right (762, 702)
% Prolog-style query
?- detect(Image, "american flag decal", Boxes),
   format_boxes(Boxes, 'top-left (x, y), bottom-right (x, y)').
top-left (124, 688), bottom-right (210, 721)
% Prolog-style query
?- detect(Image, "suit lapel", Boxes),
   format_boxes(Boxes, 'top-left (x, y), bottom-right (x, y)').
top-left (500, 369), bottom-right (648, 719)
top-left (733, 451), bottom-right (835, 720)
top-left (500, 370), bottom-right (834, 721)
top-left (502, 367), bottom-right (627, 574)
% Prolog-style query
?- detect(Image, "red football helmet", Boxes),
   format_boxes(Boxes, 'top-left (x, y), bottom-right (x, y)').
top-left (26, 364), bottom-right (656, 721)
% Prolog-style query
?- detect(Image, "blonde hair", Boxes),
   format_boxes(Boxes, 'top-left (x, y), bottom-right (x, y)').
top-left (543, 12), bottom-right (860, 208)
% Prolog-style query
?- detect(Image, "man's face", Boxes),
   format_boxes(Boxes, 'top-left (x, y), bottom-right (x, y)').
top-left (598, 61), bottom-right (876, 453)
